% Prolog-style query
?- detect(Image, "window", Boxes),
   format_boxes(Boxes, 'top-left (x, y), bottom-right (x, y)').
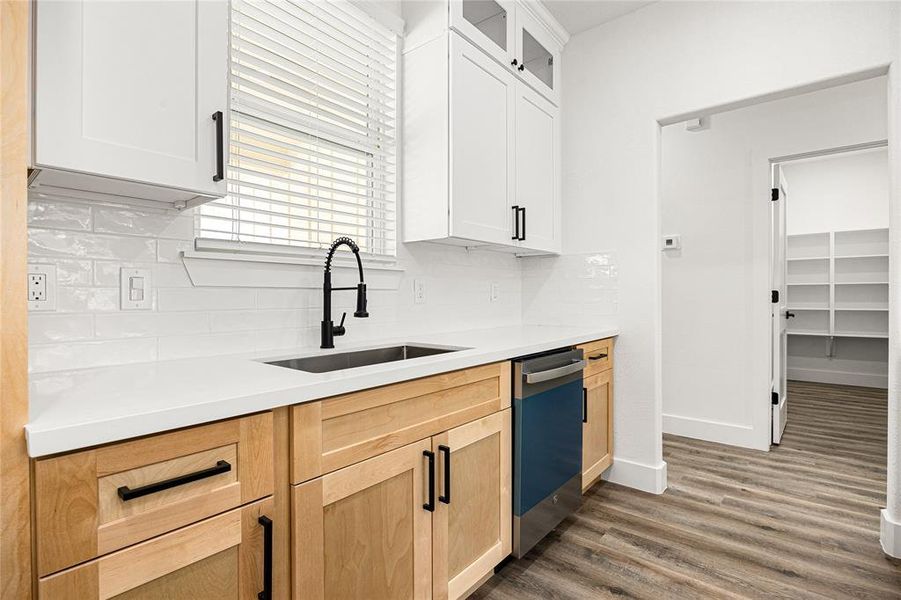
top-left (197, 0), bottom-right (398, 257)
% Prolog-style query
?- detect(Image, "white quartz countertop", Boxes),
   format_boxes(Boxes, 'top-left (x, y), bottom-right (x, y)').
top-left (27, 324), bottom-right (619, 457)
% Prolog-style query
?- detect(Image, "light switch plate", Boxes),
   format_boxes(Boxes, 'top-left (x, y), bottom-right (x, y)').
top-left (413, 279), bottom-right (425, 304)
top-left (489, 282), bottom-right (500, 303)
top-left (27, 264), bottom-right (57, 311)
top-left (120, 267), bottom-right (152, 310)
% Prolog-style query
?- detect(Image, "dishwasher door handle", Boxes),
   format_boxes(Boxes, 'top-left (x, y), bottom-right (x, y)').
top-left (524, 359), bottom-right (586, 384)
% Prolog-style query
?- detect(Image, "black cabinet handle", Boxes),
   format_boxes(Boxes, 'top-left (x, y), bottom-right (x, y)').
top-left (583, 388), bottom-right (588, 423)
top-left (212, 111), bottom-right (224, 182)
top-left (588, 352), bottom-right (608, 361)
top-left (423, 450), bottom-right (435, 512)
top-left (511, 58), bottom-right (518, 66)
top-left (519, 207), bottom-right (526, 241)
top-left (511, 205), bottom-right (520, 240)
top-left (518, 64), bottom-right (525, 71)
top-left (785, 311), bottom-right (796, 319)
top-left (257, 515), bottom-right (273, 600)
top-left (438, 445), bottom-right (451, 504)
top-left (117, 460), bottom-right (231, 501)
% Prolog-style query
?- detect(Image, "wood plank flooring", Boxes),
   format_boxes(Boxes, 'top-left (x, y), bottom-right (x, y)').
top-left (472, 381), bottom-right (901, 599)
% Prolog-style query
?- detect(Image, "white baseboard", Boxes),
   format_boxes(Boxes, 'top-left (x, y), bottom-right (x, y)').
top-left (663, 413), bottom-right (768, 450)
top-left (788, 367), bottom-right (887, 389)
top-left (881, 509), bottom-right (901, 558)
top-left (602, 457), bottom-right (667, 494)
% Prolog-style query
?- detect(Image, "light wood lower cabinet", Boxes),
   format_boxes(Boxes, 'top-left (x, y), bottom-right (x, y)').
top-left (38, 498), bottom-right (274, 599)
top-left (432, 410), bottom-right (512, 600)
top-left (581, 365), bottom-right (614, 492)
top-left (292, 410), bottom-right (513, 600)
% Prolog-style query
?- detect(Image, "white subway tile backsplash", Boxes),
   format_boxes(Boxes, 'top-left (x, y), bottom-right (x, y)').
top-left (157, 239), bottom-right (193, 263)
top-left (94, 208), bottom-right (194, 240)
top-left (29, 228), bottom-right (157, 261)
top-left (158, 331), bottom-right (256, 360)
top-left (29, 314), bottom-right (94, 343)
top-left (210, 309), bottom-right (310, 332)
top-left (157, 287), bottom-right (256, 312)
top-left (94, 312), bottom-right (210, 339)
top-left (57, 287), bottom-right (120, 313)
top-left (53, 259), bottom-right (93, 286)
top-left (28, 200), bottom-right (92, 231)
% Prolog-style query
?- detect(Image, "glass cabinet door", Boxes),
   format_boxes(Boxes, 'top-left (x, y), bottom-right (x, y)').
top-left (514, 8), bottom-right (560, 105)
top-left (450, 0), bottom-right (515, 66)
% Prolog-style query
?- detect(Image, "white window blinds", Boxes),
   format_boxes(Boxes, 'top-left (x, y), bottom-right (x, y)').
top-left (197, 0), bottom-right (398, 257)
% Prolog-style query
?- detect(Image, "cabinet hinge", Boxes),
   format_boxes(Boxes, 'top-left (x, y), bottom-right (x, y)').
top-left (772, 391), bottom-right (779, 405)
top-left (771, 290), bottom-right (779, 303)
top-left (771, 188), bottom-right (779, 201)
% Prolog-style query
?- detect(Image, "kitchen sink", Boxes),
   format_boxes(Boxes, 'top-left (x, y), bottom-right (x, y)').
top-left (264, 344), bottom-right (465, 373)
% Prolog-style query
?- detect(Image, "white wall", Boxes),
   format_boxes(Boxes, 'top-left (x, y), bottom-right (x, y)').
top-left (27, 202), bottom-right (523, 372)
top-left (526, 0), bottom-right (898, 497)
top-left (659, 79), bottom-right (887, 450)
top-left (784, 149), bottom-right (889, 235)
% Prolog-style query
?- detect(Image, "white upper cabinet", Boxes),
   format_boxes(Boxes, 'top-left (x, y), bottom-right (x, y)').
top-left (450, 0), bottom-right (515, 67)
top-left (450, 34), bottom-right (516, 246)
top-left (30, 0), bottom-right (228, 209)
top-left (514, 81), bottom-right (560, 253)
top-left (402, 0), bottom-right (565, 254)
top-left (514, 7), bottom-right (561, 106)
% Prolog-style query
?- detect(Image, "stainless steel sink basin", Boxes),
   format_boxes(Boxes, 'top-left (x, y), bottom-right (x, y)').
top-left (264, 344), bottom-right (465, 373)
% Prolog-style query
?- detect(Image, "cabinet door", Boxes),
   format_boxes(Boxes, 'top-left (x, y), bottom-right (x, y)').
top-left (33, 0), bottom-right (228, 196)
top-left (38, 498), bottom-right (274, 599)
top-left (582, 370), bottom-right (613, 492)
top-left (514, 81), bottom-right (560, 253)
top-left (449, 0), bottom-right (515, 67)
top-left (513, 7), bottom-right (560, 106)
top-left (449, 33), bottom-right (517, 246)
top-left (292, 439), bottom-right (433, 600)
top-left (432, 410), bottom-right (512, 600)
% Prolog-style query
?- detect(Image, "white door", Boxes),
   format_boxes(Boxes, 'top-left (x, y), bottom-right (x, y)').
top-left (513, 7), bottom-right (561, 106)
top-left (34, 0), bottom-right (228, 196)
top-left (514, 81), bottom-right (560, 253)
top-left (771, 173), bottom-right (789, 444)
top-left (449, 0), bottom-right (515, 68)
top-left (449, 33), bottom-right (517, 246)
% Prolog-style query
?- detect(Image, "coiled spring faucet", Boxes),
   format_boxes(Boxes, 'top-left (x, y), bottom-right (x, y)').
top-left (321, 237), bottom-right (368, 349)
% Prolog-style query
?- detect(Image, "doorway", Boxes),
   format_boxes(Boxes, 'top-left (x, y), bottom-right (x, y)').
top-left (770, 144), bottom-right (890, 444)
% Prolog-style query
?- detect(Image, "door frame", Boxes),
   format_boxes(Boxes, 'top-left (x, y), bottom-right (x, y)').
top-left (767, 139), bottom-right (888, 446)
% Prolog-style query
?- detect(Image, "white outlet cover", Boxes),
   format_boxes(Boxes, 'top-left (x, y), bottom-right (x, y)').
top-left (489, 282), bottom-right (500, 302)
top-left (27, 264), bottom-right (57, 311)
top-left (120, 267), bottom-right (153, 310)
top-left (413, 279), bottom-right (425, 304)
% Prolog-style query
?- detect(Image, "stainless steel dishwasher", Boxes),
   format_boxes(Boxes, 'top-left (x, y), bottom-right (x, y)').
top-left (512, 347), bottom-right (585, 558)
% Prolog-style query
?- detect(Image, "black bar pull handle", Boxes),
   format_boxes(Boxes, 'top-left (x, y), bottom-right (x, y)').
top-left (423, 450), bottom-right (435, 512)
top-left (583, 388), bottom-right (588, 423)
top-left (117, 459), bottom-right (231, 501)
top-left (511, 205), bottom-right (520, 240)
top-left (519, 206), bottom-right (526, 241)
top-left (588, 352), bottom-right (608, 361)
top-left (257, 515), bottom-right (273, 600)
top-left (212, 111), bottom-right (224, 182)
top-left (438, 445), bottom-right (451, 504)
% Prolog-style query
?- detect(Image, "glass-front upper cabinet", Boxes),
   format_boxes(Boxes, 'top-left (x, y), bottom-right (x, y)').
top-left (514, 7), bottom-right (561, 105)
top-left (450, 0), bottom-right (516, 66)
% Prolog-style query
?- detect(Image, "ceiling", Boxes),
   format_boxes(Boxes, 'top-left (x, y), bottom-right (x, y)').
top-left (542, 1), bottom-right (658, 36)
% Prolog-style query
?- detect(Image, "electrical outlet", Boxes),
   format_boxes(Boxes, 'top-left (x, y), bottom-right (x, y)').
top-left (27, 264), bottom-right (57, 311)
top-left (489, 282), bottom-right (500, 303)
top-left (413, 279), bottom-right (425, 304)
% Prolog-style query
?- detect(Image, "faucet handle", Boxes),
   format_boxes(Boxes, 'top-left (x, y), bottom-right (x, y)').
top-left (333, 312), bottom-right (347, 337)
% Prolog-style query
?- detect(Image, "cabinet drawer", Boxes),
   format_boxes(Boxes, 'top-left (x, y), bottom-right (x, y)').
top-left (577, 338), bottom-right (614, 377)
top-left (38, 497), bottom-right (273, 600)
top-left (291, 362), bottom-right (511, 483)
top-left (35, 412), bottom-right (274, 577)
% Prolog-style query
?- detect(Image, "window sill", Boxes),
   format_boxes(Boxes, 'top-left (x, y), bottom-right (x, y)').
top-left (182, 249), bottom-right (404, 290)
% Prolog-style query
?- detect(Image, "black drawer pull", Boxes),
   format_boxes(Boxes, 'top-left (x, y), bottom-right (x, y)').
top-left (257, 515), bottom-right (273, 600)
top-left (423, 450), bottom-right (435, 512)
top-left (438, 445), bottom-right (451, 504)
top-left (511, 205), bottom-right (520, 240)
top-left (212, 111), bottom-right (224, 182)
top-left (588, 352), bottom-right (608, 361)
top-left (117, 459), bottom-right (231, 501)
